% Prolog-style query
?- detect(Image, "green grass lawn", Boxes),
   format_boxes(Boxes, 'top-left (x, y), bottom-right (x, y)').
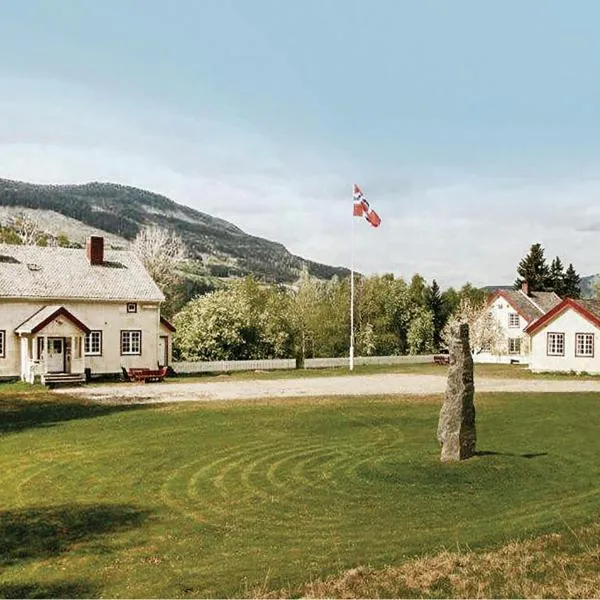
top-left (1, 390), bottom-right (599, 598)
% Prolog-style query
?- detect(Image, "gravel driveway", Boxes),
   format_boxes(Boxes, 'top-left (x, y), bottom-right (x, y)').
top-left (56, 373), bottom-right (600, 404)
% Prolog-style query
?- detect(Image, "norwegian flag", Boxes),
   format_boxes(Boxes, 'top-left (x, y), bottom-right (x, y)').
top-left (353, 184), bottom-right (381, 227)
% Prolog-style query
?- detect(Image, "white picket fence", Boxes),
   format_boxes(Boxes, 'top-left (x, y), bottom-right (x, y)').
top-left (172, 354), bottom-right (436, 374)
top-left (173, 359), bottom-right (295, 373)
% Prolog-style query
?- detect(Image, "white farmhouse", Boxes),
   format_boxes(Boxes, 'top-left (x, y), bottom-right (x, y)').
top-left (525, 298), bottom-right (600, 374)
top-left (477, 283), bottom-right (561, 364)
top-left (0, 236), bottom-right (174, 384)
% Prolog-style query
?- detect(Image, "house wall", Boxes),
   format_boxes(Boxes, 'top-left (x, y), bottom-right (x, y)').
top-left (474, 294), bottom-right (530, 364)
top-left (0, 299), bottom-right (162, 378)
top-left (530, 308), bottom-right (600, 373)
top-left (159, 322), bottom-right (173, 366)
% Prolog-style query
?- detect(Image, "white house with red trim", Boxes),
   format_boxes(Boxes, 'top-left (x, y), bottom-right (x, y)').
top-left (476, 283), bottom-right (562, 364)
top-left (0, 236), bottom-right (174, 385)
top-left (525, 298), bottom-right (600, 374)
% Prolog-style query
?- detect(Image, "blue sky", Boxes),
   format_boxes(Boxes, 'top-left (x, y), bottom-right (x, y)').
top-left (1, 0), bottom-right (600, 286)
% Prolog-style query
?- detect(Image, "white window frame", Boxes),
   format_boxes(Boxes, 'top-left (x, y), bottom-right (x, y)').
top-left (575, 333), bottom-right (594, 357)
top-left (0, 330), bottom-right (5, 358)
top-left (84, 331), bottom-right (102, 356)
top-left (508, 312), bottom-right (520, 328)
top-left (121, 330), bottom-right (142, 355)
top-left (126, 302), bottom-right (138, 313)
top-left (547, 332), bottom-right (565, 356)
top-left (508, 338), bottom-right (521, 355)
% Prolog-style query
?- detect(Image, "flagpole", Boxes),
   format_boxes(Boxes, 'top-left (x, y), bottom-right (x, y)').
top-left (350, 185), bottom-right (355, 371)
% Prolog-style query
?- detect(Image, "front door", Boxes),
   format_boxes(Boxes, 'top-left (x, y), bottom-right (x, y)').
top-left (47, 338), bottom-right (65, 372)
top-left (158, 336), bottom-right (168, 367)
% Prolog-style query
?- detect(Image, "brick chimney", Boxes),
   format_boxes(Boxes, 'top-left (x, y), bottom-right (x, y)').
top-left (86, 236), bottom-right (104, 265)
top-left (521, 281), bottom-right (529, 296)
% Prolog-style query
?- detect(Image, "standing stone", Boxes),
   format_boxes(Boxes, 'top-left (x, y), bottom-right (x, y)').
top-left (437, 323), bottom-right (476, 462)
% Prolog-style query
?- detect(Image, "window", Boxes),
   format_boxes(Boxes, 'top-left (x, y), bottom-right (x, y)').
top-left (84, 331), bottom-right (102, 356)
top-left (575, 333), bottom-right (594, 357)
top-left (508, 312), bottom-right (520, 328)
top-left (121, 330), bottom-right (141, 355)
top-left (127, 303), bottom-right (138, 313)
top-left (0, 330), bottom-right (5, 358)
top-left (547, 332), bottom-right (565, 356)
top-left (508, 338), bottom-right (521, 354)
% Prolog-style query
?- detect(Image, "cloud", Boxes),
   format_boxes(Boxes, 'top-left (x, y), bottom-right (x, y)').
top-left (1, 75), bottom-right (599, 288)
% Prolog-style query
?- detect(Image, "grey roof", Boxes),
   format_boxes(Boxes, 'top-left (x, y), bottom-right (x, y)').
top-left (530, 291), bottom-right (563, 313)
top-left (0, 244), bottom-right (164, 302)
top-left (500, 290), bottom-right (562, 322)
top-left (574, 298), bottom-right (600, 319)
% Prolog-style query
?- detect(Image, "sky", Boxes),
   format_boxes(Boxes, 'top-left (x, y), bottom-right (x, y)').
top-left (2, 0), bottom-right (600, 287)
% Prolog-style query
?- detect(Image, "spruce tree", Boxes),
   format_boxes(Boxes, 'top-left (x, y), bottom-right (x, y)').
top-left (440, 287), bottom-right (460, 325)
top-left (514, 243), bottom-right (551, 292)
top-left (549, 256), bottom-right (565, 297)
top-left (427, 279), bottom-right (444, 349)
top-left (563, 263), bottom-right (581, 298)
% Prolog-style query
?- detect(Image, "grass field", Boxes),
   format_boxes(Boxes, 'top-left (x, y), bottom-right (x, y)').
top-left (1, 388), bottom-right (599, 598)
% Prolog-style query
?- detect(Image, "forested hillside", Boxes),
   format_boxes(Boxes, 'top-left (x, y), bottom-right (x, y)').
top-left (0, 178), bottom-right (349, 283)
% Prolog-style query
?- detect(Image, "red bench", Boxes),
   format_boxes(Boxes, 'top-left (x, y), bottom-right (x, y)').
top-left (433, 355), bottom-right (450, 365)
top-left (126, 366), bottom-right (167, 383)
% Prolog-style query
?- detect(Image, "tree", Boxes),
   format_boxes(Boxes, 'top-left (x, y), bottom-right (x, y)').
top-left (173, 288), bottom-right (255, 361)
top-left (549, 256), bottom-right (565, 297)
top-left (459, 282), bottom-right (488, 306)
top-left (0, 226), bottom-right (21, 245)
top-left (56, 233), bottom-right (71, 248)
top-left (173, 278), bottom-right (293, 361)
top-left (563, 263), bottom-right (581, 299)
top-left (408, 273), bottom-right (428, 308)
top-left (383, 277), bottom-right (418, 355)
top-left (356, 274), bottom-right (403, 355)
top-left (406, 307), bottom-right (435, 354)
top-left (132, 225), bottom-right (186, 287)
top-left (441, 298), bottom-right (505, 355)
top-left (8, 213), bottom-right (44, 245)
top-left (426, 279), bottom-right (444, 349)
top-left (514, 243), bottom-right (550, 292)
top-left (288, 268), bottom-right (325, 363)
top-left (131, 225), bottom-right (187, 315)
top-left (356, 322), bottom-right (376, 356)
top-left (440, 287), bottom-right (460, 326)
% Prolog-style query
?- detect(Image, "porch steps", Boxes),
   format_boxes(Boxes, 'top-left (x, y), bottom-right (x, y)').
top-left (41, 372), bottom-right (86, 387)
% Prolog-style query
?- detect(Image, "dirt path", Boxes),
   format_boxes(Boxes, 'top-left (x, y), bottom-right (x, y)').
top-left (56, 373), bottom-right (600, 404)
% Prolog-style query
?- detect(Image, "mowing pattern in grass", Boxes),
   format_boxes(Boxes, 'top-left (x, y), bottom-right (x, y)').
top-left (0, 392), bottom-right (599, 597)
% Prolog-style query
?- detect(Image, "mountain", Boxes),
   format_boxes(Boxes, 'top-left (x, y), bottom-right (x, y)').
top-left (0, 178), bottom-right (350, 284)
top-left (580, 274), bottom-right (598, 298)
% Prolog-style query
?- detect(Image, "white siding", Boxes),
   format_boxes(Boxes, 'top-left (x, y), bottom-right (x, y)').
top-left (474, 295), bottom-right (529, 364)
top-left (0, 298), bottom-right (161, 378)
top-left (530, 308), bottom-right (600, 373)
